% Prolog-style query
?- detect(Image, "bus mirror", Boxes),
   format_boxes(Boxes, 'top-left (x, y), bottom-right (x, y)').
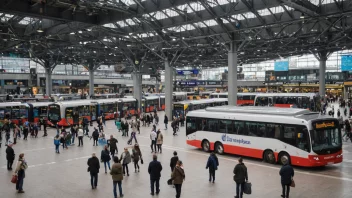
top-left (297, 133), bottom-right (303, 138)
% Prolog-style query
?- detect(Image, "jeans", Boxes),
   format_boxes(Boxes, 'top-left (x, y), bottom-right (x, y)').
top-left (123, 164), bottom-right (129, 175)
top-left (175, 184), bottom-right (182, 198)
top-left (236, 182), bottom-right (245, 198)
top-left (134, 160), bottom-right (140, 171)
top-left (55, 145), bottom-right (60, 153)
top-left (282, 184), bottom-right (290, 198)
top-left (90, 172), bottom-right (98, 187)
top-left (150, 140), bottom-right (156, 152)
top-left (165, 123), bottom-right (167, 129)
top-left (104, 161), bottom-right (111, 173)
top-left (93, 138), bottom-right (98, 146)
top-left (110, 148), bottom-right (116, 157)
top-left (113, 181), bottom-right (123, 197)
top-left (209, 169), bottom-right (215, 182)
top-left (78, 136), bottom-right (83, 146)
top-left (150, 179), bottom-right (160, 194)
top-left (16, 176), bottom-right (24, 191)
top-left (157, 144), bottom-right (162, 153)
top-left (62, 142), bottom-right (67, 149)
top-left (72, 136), bottom-right (75, 144)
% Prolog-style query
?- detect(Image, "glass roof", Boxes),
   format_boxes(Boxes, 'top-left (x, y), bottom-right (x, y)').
top-left (18, 17), bottom-right (39, 25)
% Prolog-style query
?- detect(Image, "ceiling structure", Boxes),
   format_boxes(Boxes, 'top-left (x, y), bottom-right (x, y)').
top-left (0, 0), bottom-right (352, 72)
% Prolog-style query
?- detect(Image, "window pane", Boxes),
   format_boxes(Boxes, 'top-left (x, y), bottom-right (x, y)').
top-left (235, 121), bottom-right (246, 135)
top-left (282, 126), bottom-right (296, 146)
top-left (207, 119), bottom-right (219, 132)
top-left (266, 123), bottom-right (281, 138)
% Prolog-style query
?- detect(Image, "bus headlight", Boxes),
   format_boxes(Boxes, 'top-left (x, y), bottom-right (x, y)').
top-left (313, 157), bottom-right (319, 161)
top-left (336, 154), bottom-right (342, 158)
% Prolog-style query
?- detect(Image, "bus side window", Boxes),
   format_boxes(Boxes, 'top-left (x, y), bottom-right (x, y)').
top-left (235, 121), bottom-right (245, 135)
top-left (186, 117), bottom-right (197, 135)
top-left (266, 124), bottom-right (281, 138)
top-left (281, 126), bottom-right (296, 146)
top-left (296, 127), bottom-right (310, 152)
top-left (208, 119), bottom-right (219, 132)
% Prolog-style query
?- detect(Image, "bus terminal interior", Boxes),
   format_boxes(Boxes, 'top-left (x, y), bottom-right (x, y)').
top-left (1, 1), bottom-right (352, 198)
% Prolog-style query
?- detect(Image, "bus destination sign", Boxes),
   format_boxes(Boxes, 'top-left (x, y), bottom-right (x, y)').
top-left (314, 121), bottom-right (335, 129)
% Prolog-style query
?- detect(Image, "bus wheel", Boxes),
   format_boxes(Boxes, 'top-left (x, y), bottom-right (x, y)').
top-left (279, 152), bottom-right (291, 165)
top-left (215, 142), bottom-right (224, 155)
top-left (202, 140), bottom-right (210, 152)
top-left (264, 150), bottom-right (275, 164)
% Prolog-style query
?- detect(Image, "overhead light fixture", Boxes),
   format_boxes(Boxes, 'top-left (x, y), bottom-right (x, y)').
top-left (37, 28), bottom-right (43, 33)
top-left (300, 13), bottom-right (305, 19)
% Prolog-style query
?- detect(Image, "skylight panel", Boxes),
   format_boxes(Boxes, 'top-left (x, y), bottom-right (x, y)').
top-left (163, 8), bottom-right (179, 18)
top-left (217, 0), bottom-right (230, 5)
top-left (119, 0), bottom-right (147, 6)
top-left (18, 17), bottom-right (38, 25)
top-left (150, 11), bottom-right (169, 20)
top-left (116, 18), bottom-right (136, 27)
top-left (103, 23), bottom-right (116, 28)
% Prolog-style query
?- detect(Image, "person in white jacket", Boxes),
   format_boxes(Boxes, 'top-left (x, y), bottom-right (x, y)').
top-left (77, 127), bottom-right (84, 147)
top-left (150, 127), bottom-right (157, 153)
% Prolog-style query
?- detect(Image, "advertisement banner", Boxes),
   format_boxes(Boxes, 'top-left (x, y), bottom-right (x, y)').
top-left (176, 69), bottom-right (199, 75)
top-left (274, 61), bottom-right (289, 71)
top-left (341, 55), bottom-right (352, 71)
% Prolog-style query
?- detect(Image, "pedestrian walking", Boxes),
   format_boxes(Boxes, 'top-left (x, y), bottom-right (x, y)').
top-left (279, 156), bottom-right (294, 198)
top-left (148, 154), bottom-right (162, 195)
top-left (120, 148), bottom-right (131, 176)
top-left (54, 135), bottom-right (61, 154)
top-left (23, 126), bottom-right (28, 140)
top-left (164, 115), bottom-right (168, 130)
top-left (92, 128), bottom-right (99, 146)
top-left (206, 152), bottom-right (219, 183)
top-left (233, 157), bottom-right (248, 198)
top-left (6, 143), bottom-right (15, 170)
top-left (172, 160), bottom-right (185, 198)
top-left (77, 126), bottom-right (84, 146)
top-left (170, 151), bottom-right (179, 172)
top-left (43, 119), bottom-right (47, 137)
top-left (87, 153), bottom-right (100, 189)
top-left (156, 129), bottom-right (163, 153)
top-left (70, 125), bottom-right (76, 144)
top-left (132, 144), bottom-right (142, 173)
top-left (124, 120), bottom-right (129, 137)
top-left (150, 127), bottom-right (157, 153)
top-left (101, 145), bottom-right (111, 174)
top-left (110, 156), bottom-right (124, 198)
top-left (108, 135), bottom-right (118, 157)
top-left (14, 153), bottom-right (27, 193)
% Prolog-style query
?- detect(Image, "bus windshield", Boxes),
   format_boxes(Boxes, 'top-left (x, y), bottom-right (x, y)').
top-left (311, 127), bottom-right (342, 155)
top-left (48, 105), bottom-right (60, 121)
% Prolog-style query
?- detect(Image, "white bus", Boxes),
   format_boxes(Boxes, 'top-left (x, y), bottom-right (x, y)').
top-left (173, 98), bottom-right (228, 117)
top-left (254, 93), bottom-right (321, 111)
top-left (210, 92), bottom-right (258, 105)
top-left (186, 106), bottom-right (342, 167)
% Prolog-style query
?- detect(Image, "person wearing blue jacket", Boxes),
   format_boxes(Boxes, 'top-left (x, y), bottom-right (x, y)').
top-left (279, 156), bottom-right (294, 198)
top-left (206, 152), bottom-right (219, 183)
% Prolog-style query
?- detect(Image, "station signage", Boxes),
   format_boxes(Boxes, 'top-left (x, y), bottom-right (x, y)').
top-left (207, 81), bottom-right (222, 85)
top-left (341, 55), bottom-right (352, 71)
top-left (274, 61), bottom-right (289, 71)
top-left (176, 69), bottom-right (199, 75)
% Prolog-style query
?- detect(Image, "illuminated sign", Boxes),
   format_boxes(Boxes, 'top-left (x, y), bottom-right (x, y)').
top-left (315, 121), bottom-right (335, 129)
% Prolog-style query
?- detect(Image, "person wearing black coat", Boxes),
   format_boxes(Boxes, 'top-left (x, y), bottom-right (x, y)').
top-left (148, 154), bottom-right (163, 195)
top-left (233, 158), bottom-right (248, 198)
top-left (164, 115), bottom-right (168, 130)
top-left (101, 145), bottom-right (111, 174)
top-left (87, 153), bottom-right (100, 189)
top-left (92, 128), bottom-right (99, 146)
top-left (6, 144), bottom-right (15, 170)
top-left (279, 156), bottom-right (294, 198)
top-left (170, 151), bottom-right (179, 172)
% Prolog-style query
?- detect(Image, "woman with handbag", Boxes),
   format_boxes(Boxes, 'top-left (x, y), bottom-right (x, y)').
top-left (171, 160), bottom-right (185, 198)
top-left (101, 145), bottom-right (111, 174)
top-left (14, 153), bottom-right (28, 193)
top-left (131, 144), bottom-right (143, 173)
top-left (279, 156), bottom-right (294, 198)
top-left (120, 148), bottom-right (131, 176)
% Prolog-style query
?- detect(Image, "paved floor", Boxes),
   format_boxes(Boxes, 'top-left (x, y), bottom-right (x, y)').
top-left (1, 108), bottom-right (352, 198)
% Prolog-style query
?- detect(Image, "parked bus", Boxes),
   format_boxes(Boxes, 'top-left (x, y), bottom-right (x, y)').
top-left (0, 102), bottom-right (29, 125)
top-left (92, 99), bottom-right (119, 120)
top-left (173, 92), bottom-right (187, 102)
top-left (28, 102), bottom-right (53, 123)
top-left (186, 106), bottom-right (342, 167)
top-left (254, 93), bottom-right (320, 111)
top-left (93, 94), bottom-right (120, 99)
top-left (173, 98), bottom-right (228, 117)
top-left (142, 96), bottom-right (160, 113)
top-left (210, 92), bottom-right (257, 105)
top-left (118, 98), bottom-right (138, 117)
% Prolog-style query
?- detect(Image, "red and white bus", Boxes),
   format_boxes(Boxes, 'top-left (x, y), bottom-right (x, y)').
top-left (186, 106), bottom-right (342, 167)
top-left (210, 92), bottom-right (257, 105)
top-left (0, 102), bottom-right (29, 125)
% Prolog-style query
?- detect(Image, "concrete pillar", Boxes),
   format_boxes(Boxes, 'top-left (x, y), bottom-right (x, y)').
top-left (0, 79), bottom-right (4, 94)
top-left (228, 40), bottom-right (238, 106)
top-left (45, 67), bottom-right (52, 96)
top-left (89, 68), bottom-right (95, 97)
top-left (165, 59), bottom-right (173, 119)
top-left (133, 72), bottom-right (142, 109)
top-left (319, 58), bottom-right (327, 99)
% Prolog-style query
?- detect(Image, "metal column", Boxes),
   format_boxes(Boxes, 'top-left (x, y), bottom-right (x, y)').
top-left (89, 68), bottom-right (95, 97)
top-left (133, 72), bottom-right (142, 109)
top-left (165, 59), bottom-right (173, 120)
top-left (319, 58), bottom-right (327, 99)
top-left (45, 67), bottom-right (52, 96)
top-left (228, 41), bottom-right (238, 106)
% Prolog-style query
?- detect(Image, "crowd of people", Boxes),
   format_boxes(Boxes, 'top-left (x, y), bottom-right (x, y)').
top-left (1, 109), bottom-right (297, 198)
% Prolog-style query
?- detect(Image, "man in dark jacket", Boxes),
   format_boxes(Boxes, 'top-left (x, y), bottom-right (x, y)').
top-left (148, 154), bottom-right (163, 195)
top-left (164, 115), bottom-right (168, 130)
top-left (92, 128), bottom-right (99, 146)
top-left (108, 135), bottom-right (118, 157)
top-left (6, 144), bottom-right (15, 170)
top-left (87, 153), bottom-right (100, 189)
top-left (170, 151), bottom-right (179, 172)
top-left (233, 157), bottom-right (248, 198)
top-left (206, 152), bottom-right (219, 183)
top-left (279, 156), bottom-right (294, 198)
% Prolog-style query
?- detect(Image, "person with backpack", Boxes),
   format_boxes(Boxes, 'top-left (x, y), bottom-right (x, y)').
top-left (233, 157), bottom-right (248, 198)
top-left (92, 128), bottom-right (99, 146)
top-left (54, 135), bottom-right (61, 154)
top-left (206, 152), bottom-right (219, 183)
top-left (108, 135), bottom-right (118, 157)
top-left (171, 160), bottom-right (185, 198)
